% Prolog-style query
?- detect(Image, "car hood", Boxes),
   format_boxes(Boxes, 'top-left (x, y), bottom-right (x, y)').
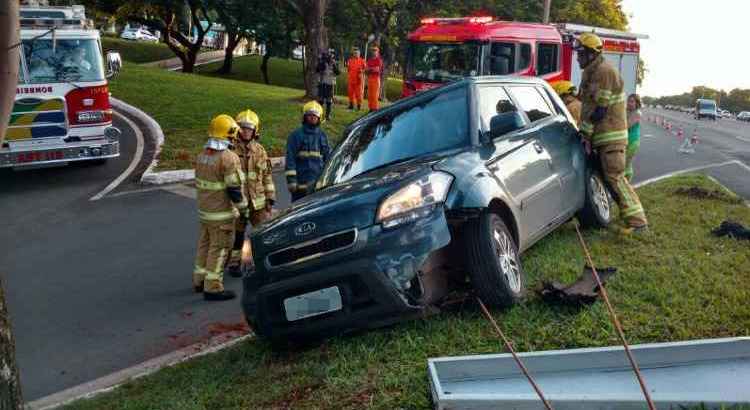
top-left (251, 157), bottom-right (442, 255)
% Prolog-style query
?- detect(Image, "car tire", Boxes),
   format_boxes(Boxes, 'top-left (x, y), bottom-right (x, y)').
top-left (465, 212), bottom-right (524, 308)
top-left (577, 169), bottom-right (613, 229)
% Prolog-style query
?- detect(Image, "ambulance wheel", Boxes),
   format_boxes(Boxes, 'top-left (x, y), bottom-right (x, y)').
top-left (578, 170), bottom-right (613, 229)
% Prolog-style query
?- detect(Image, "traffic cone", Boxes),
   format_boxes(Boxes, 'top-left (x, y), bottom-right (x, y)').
top-left (677, 126), bottom-right (684, 141)
top-left (691, 128), bottom-right (699, 145)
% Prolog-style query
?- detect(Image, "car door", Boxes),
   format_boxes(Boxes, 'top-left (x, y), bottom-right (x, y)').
top-left (477, 84), bottom-right (561, 239)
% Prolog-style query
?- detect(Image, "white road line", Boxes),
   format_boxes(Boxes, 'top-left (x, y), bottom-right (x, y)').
top-left (737, 136), bottom-right (750, 143)
top-left (161, 183), bottom-right (196, 199)
top-left (634, 160), bottom-right (740, 188)
top-left (89, 111), bottom-right (144, 201)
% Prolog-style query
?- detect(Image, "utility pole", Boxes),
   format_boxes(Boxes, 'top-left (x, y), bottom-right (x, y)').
top-left (543, 0), bottom-right (552, 24)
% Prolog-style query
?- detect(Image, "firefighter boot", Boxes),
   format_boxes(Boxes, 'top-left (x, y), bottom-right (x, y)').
top-left (203, 280), bottom-right (236, 301)
top-left (192, 274), bottom-right (204, 293)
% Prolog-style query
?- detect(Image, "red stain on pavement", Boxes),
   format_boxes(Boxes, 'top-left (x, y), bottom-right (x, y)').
top-left (207, 321), bottom-right (250, 336)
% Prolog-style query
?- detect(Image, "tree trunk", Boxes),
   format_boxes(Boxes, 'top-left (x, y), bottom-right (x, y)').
top-left (218, 32), bottom-right (240, 74)
top-left (0, 1), bottom-right (24, 407)
top-left (260, 51), bottom-right (271, 85)
top-left (300, 0), bottom-right (329, 99)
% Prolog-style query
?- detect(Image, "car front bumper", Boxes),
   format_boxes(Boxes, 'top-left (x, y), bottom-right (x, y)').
top-left (242, 207), bottom-right (452, 340)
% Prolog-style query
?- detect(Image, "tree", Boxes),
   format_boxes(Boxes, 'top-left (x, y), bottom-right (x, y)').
top-left (1, 1), bottom-right (23, 408)
top-left (253, 4), bottom-right (300, 85)
top-left (209, 0), bottom-right (253, 74)
top-left (286, 0), bottom-right (330, 98)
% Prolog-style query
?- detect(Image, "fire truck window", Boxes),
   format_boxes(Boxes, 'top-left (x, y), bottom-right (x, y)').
top-left (407, 42), bottom-right (481, 82)
top-left (22, 39), bottom-right (105, 84)
top-left (518, 44), bottom-right (532, 71)
top-left (477, 86), bottom-right (519, 132)
top-left (536, 43), bottom-right (559, 75)
top-left (489, 43), bottom-right (515, 75)
top-left (509, 86), bottom-right (554, 123)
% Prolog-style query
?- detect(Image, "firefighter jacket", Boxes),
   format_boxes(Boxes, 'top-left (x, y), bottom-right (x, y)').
top-left (285, 124), bottom-right (331, 193)
top-left (233, 139), bottom-right (276, 211)
top-left (563, 95), bottom-right (582, 127)
top-left (195, 148), bottom-right (248, 224)
top-left (579, 55), bottom-right (628, 148)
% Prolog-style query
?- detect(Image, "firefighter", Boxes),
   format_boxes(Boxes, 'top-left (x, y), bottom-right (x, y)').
top-left (575, 32), bottom-right (648, 233)
top-left (193, 114), bottom-right (248, 301)
top-left (365, 46), bottom-right (383, 111)
top-left (285, 101), bottom-right (331, 201)
top-left (225, 109), bottom-right (276, 277)
top-left (551, 80), bottom-right (582, 126)
top-left (346, 47), bottom-right (366, 111)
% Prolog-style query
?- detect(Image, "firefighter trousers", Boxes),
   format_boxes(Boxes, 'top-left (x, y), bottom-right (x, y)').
top-left (193, 221), bottom-right (234, 293)
top-left (228, 209), bottom-right (270, 268)
top-left (367, 76), bottom-right (380, 110)
top-left (599, 143), bottom-right (648, 228)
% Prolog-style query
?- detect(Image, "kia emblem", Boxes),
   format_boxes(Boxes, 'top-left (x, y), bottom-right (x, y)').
top-left (294, 222), bottom-right (316, 236)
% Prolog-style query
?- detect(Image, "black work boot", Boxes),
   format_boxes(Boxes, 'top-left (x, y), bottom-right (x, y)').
top-left (204, 290), bottom-right (237, 301)
top-left (348, 103), bottom-right (354, 110)
top-left (356, 104), bottom-right (361, 111)
top-left (226, 264), bottom-right (243, 278)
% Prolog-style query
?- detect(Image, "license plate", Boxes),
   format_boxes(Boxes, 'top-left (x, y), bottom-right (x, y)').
top-left (16, 150), bottom-right (64, 164)
top-left (284, 286), bottom-right (343, 322)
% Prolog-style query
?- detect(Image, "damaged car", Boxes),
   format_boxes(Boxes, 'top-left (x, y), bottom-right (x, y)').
top-left (242, 76), bottom-right (612, 340)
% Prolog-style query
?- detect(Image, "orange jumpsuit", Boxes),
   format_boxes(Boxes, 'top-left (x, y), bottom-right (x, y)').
top-left (366, 56), bottom-right (383, 110)
top-left (347, 56), bottom-right (365, 107)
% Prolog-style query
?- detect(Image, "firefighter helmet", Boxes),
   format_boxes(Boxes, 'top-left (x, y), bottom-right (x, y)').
top-left (235, 109), bottom-right (260, 132)
top-left (302, 101), bottom-right (324, 119)
top-left (208, 114), bottom-right (239, 140)
top-left (574, 32), bottom-right (604, 53)
top-left (550, 80), bottom-right (577, 97)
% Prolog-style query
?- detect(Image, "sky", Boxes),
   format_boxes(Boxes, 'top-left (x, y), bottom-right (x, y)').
top-left (621, 0), bottom-right (750, 97)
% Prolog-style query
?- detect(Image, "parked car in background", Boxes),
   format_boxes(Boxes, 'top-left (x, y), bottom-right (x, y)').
top-left (738, 111), bottom-right (750, 122)
top-left (120, 28), bottom-right (159, 42)
top-left (242, 76), bottom-right (613, 341)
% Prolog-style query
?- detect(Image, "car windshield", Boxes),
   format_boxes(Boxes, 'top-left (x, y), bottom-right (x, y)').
top-left (318, 86), bottom-right (469, 186)
top-left (407, 42), bottom-right (481, 82)
top-left (22, 38), bottom-right (104, 84)
top-left (699, 101), bottom-right (716, 110)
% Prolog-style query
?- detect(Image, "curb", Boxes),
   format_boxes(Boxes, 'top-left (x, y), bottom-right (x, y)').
top-left (26, 332), bottom-right (253, 410)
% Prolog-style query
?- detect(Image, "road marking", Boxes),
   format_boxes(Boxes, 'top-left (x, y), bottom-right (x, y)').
top-left (27, 332), bottom-right (253, 410)
top-left (737, 136), bottom-right (750, 143)
top-left (89, 111), bottom-right (145, 201)
top-left (634, 160), bottom-right (741, 188)
top-left (162, 183), bottom-right (197, 199)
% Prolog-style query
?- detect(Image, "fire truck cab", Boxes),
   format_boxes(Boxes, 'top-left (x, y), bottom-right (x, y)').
top-left (404, 17), bottom-right (645, 99)
top-left (3, 5), bottom-right (122, 168)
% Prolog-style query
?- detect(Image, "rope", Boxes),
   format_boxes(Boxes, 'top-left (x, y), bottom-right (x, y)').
top-left (476, 297), bottom-right (554, 410)
top-left (573, 221), bottom-right (656, 410)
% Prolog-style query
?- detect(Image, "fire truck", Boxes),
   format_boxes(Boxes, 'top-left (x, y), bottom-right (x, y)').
top-left (403, 17), bottom-right (646, 98)
top-left (3, 5), bottom-right (122, 168)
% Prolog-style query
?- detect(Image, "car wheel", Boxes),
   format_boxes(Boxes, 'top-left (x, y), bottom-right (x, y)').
top-left (577, 169), bottom-right (612, 229)
top-left (465, 212), bottom-right (524, 308)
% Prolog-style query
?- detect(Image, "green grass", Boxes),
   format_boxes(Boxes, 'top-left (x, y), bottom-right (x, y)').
top-left (102, 38), bottom-right (176, 64)
top-left (109, 63), bottom-right (363, 170)
top-left (195, 55), bottom-right (404, 102)
top-left (65, 175), bottom-right (750, 410)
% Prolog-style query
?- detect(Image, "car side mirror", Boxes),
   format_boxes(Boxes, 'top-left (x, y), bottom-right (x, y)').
top-left (489, 111), bottom-right (525, 139)
top-left (105, 51), bottom-right (122, 79)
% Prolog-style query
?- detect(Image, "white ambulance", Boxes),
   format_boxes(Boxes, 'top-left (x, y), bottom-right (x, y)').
top-left (3, 5), bottom-right (122, 168)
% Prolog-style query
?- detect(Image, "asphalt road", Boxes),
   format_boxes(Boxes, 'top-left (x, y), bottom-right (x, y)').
top-left (2, 106), bottom-right (748, 401)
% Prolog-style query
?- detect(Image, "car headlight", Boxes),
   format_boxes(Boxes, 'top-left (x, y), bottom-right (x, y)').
top-left (376, 171), bottom-right (453, 229)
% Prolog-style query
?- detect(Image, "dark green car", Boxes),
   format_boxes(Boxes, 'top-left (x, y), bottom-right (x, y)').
top-left (243, 76), bottom-right (612, 340)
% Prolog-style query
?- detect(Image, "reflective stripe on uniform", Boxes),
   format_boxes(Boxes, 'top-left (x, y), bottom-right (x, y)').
top-left (225, 172), bottom-right (243, 187)
top-left (247, 171), bottom-right (257, 181)
top-left (264, 184), bottom-right (275, 192)
top-left (609, 92), bottom-right (626, 105)
top-left (196, 178), bottom-right (226, 191)
top-left (252, 196), bottom-right (266, 210)
top-left (581, 121), bottom-right (594, 134)
top-left (288, 183), bottom-right (298, 191)
top-left (194, 265), bottom-right (209, 275)
top-left (213, 248), bottom-right (228, 277)
top-left (595, 89), bottom-right (612, 106)
top-left (297, 150), bottom-right (322, 159)
top-left (230, 250), bottom-right (241, 259)
top-left (205, 269), bottom-right (222, 281)
top-left (297, 184), bottom-right (308, 191)
top-left (235, 199), bottom-right (249, 210)
top-left (285, 170), bottom-right (297, 176)
top-left (199, 209), bottom-right (237, 222)
top-left (592, 129), bottom-right (628, 146)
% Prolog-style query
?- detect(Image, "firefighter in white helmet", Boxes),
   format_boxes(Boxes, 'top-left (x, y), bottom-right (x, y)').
top-left (284, 101), bottom-right (331, 201)
top-left (193, 114), bottom-right (248, 301)
top-left (225, 109), bottom-right (276, 277)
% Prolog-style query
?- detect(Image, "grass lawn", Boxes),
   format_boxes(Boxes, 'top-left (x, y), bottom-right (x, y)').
top-left (109, 63), bottom-right (363, 170)
top-left (65, 175), bottom-right (750, 410)
top-left (102, 37), bottom-right (176, 64)
top-left (195, 55), bottom-right (404, 102)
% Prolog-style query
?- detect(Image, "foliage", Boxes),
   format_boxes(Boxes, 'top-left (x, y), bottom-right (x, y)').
top-left (101, 38), bottom-right (175, 64)
top-left (647, 86), bottom-right (750, 113)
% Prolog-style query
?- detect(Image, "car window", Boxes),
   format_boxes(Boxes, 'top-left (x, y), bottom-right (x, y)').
top-left (477, 85), bottom-right (520, 132)
top-left (536, 43), bottom-right (559, 75)
top-left (518, 43), bottom-right (532, 71)
top-left (508, 86), bottom-right (555, 122)
top-left (318, 86), bottom-right (470, 186)
top-left (489, 42), bottom-right (515, 75)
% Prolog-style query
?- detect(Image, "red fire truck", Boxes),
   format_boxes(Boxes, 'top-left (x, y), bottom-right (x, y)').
top-left (403, 17), bottom-right (646, 98)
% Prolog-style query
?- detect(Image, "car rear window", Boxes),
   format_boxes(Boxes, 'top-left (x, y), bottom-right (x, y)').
top-left (477, 85), bottom-right (520, 132)
top-left (508, 86), bottom-right (554, 122)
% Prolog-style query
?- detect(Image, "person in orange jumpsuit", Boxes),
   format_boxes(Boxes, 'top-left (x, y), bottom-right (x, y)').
top-left (365, 46), bottom-right (384, 111)
top-left (346, 47), bottom-right (366, 111)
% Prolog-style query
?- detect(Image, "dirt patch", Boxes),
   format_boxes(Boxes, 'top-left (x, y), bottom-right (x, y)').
top-left (674, 186), bottom-right (741, 203)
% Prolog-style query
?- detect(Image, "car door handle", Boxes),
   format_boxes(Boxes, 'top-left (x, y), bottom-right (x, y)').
top-left (533, 142), bottom-right (544, 154)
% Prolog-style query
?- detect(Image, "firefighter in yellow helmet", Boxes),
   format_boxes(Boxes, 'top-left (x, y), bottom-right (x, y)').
top-left (284, 101), bottom-right (331, 201)
top-left (575, 32), bottom-right (648, 233)
top-left (551, 80), bottom-right (582, 127)
top-left (193, 114), bottom-right (248, 301)
top-left (225, 109), bottom-right (276, 277)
